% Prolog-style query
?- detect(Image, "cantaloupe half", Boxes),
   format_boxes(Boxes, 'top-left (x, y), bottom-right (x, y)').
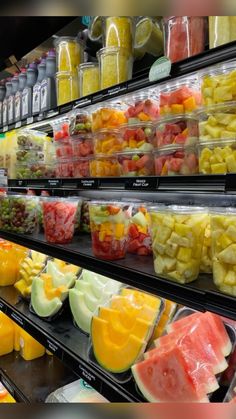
top-left (111, 296), bottom-right (158, 328)
top-left (99, 307), bottom-right (153, 344)
top-left (121, 288), bottom-right (161, 311)
top-left (91, 316), bottom-right (146, 373)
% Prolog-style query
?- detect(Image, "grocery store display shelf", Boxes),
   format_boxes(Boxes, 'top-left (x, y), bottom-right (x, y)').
top-left (0, 287), bottom-right (144, 402)
top-left (0, 231), bottom-right (236, 321)
top-left (1, 40), bottom-right (236, 136)
top-left (0, 351), bottom-right (76, 403)
top-left (7, 173), bottom-right (236, 192)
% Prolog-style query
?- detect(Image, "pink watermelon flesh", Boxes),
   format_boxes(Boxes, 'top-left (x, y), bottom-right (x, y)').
top-left (132, 346), bottom-right (209, 402)
top-left (145, 335), bottom-right (219, 394)
top-left (167, 312), bottom-right (201, 333)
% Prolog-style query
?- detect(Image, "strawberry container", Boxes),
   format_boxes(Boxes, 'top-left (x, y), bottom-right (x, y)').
top-left (117, 151), bottom-right (154, 176)
top-left (154, 144), bottom-right (199, 176)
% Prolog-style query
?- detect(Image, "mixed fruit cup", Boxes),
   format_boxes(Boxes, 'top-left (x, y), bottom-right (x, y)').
top-left (154, 145), bottom-right (199, 176)
top-left (0, 196), bottom-right (39, 234)
top-left (16, 163), bottom-right (56, 179)
top-left (154, 115), bottom-right (198, 147)
top-left (127, 205), bottom-right (152, 255)
top-left (117, 151), bottom-right (154, 176)
top-left (160, 83), bottom-right (202, 116)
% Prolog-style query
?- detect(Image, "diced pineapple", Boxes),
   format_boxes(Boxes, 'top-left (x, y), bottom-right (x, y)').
top-left (168, 270), bottom-right (185, 284)
top-left (162, 256), bottom-right (176, 272)
top-left (153, 241), bottom-right (166, 255)
top-left (219, 283), bottom-right (233, 295)
top-left (165, 241), bottom-right (179, 258)
top-left (162, 215), bottom-right (175, 229)
top-left (200, 147), bottom-right (213, 160)
top-left (224, 270), bottom-right (236, 286)
top-left (158, 225), bottom-right (172, 244)
top-left (228, 119), bottom-right (236, 132)
top-left (208, 115), bottom-right (218, 126)
top-left (205, 124), bottom-right (222, 138)
top-left (203, 87), bottom-right (213, 98)
top-left (213, 86), bottom-right (233, 102)
top-left (176, 260), bottom-right (199, 282)
top-left (226, 225), bottom-right (236, 242)
top-left (217, 233), bottom-right (232, 249)
top-left (169, 232), bottom-right (190, 248)
top-left (218, 243), bottom-right (236, 264)
top-left (211, 163), bottom-right (227, 174)
top-left (177, 247), bottom-right (192, 262)
top-left (174, 223), bottom-right (192, 237)
top-left (226, 155), bottom-right (236, 173)
top-left (193, 244), bottom-right (203, 260)
top-left (212, 259), bottom-right (227, 285)
top-left (154, 255), bottom-right (165, 274)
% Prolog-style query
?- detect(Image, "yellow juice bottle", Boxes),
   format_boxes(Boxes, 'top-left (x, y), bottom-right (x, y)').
top-left (19, 329), bottom-right (45, 361)
top-left (0, 312), bottom-right (14, 356)
top-left (0, 383), bottom-right (16, 403)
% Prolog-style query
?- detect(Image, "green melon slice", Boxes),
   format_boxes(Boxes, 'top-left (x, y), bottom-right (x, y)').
top-left (31, 277), bottom-right (62, 318)
top-left (69, 289), bottom-right (92, 334)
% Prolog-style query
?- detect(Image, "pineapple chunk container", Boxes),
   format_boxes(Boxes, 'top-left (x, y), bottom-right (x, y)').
top-left (200, 61), bottom-right (236, 106)
top-left (198, 139), bottom-right (236, 175)
top-left (149, 205), bottom-right (208, 283)
top-left (197, 102), bottom-right (236, 142)
top-left (211, 208), bottom-right (236, 296)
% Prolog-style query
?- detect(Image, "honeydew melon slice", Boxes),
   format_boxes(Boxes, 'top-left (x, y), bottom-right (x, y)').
top-left (31, 277), bottom-right (62, 318)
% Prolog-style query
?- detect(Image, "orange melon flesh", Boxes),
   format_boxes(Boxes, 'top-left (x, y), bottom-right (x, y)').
top-left (98, 307), bottom-right (153, 345)
top-left (150, 300), bottom-right (177, 342)
top-left (91, 316), bottom-right (146, 373)
top-left (121, 288), bottom-right (161, 310)
top-left (111, 296), bottom-right (157, 328)
top-left (42, 274), bottom-right (67, 300)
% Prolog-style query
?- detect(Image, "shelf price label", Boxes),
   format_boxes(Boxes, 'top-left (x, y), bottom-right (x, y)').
top-left (45, 179), bottom-right (62, 188)
top-left (0, 300), bottom-right (6, 313)
top-left (125, 177), bottom-right (158, 190)
top-left (77, 179), bottom-right (100, 189)
top-left (78, 364), bottom-right (100, 389)
top-left (10, 312), bottom-right (25, 328)
top-left (46, 339), bottom-right (63, 358)
top-left (0, 168), bottom-right (7, 187)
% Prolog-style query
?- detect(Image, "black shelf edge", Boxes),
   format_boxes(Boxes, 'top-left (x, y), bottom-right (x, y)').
top-left (7, 173), bottom-right (236, 192)
top-left (0, 351), bottom-right (76, 403)
top-left (0, 231), bottom-right (235, 321)
top-left (0, 41), bottom-right (236, 135)
top-left (0, 286), bottom-right (143, 402)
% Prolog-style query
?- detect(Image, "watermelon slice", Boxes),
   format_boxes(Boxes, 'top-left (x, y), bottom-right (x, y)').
top-left (168, 312), bottom-right (232, 357)
top-left (153, 323), bottom-right (227, 375)
top-left (132, 346), bottom-right (209, 402)
top-left (145, 334), bottom-right (219, 395)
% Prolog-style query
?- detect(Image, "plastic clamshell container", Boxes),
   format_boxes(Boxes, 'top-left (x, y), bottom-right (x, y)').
top-left (56, 71), bottom-right (79, 106)
top-left (90, 154), bottom-right (121, 177)
top-left (56, 159), bottom-right (74, 178)
top-left (55, 137), bottom-right (73, 160)
top-left (134, 17), bottom-right (163, 57)
top-left (200, 214), bottom-right (212, 274)
top-left (104, 16), bottom-right (135, 56)
top-left (120, 122), bottom-right (155, 151)
top-left (224, 372), bottom-right (236, 402)
top-left (154, 143), bottom-right (199, 176)
top-left (124, 91), bottom-right (160, 122)
top-left (16, 162), bottom-right (56, 179)
top-left (117, 150), bottom-right (154, 177)
top-left (91, 102), bottom-right (127, 132)
top-left (72, 134), bottom-right (94, 158)
top-left (209, 16), bottom-right (236, 49)
top-left (16, 129), bottom-right (48, 151)
top-left (54, 36), bottom-right (84, 72)
top-left (89, 201), bottom-right (132, 260)
top-left (46, 379), bottom-right (108, 403)
top-left (197, 102), bottom-right (236, 142)
top-left (16, 149), bottom-right (45, 163)
top-left (73, 157), bottom-right (91, 178)
top-left (200, 61), bottom-right (236, 106)
top-left (93, 128), bottom-right (123, 155)
top-left (149, 205), bottom-right (208, 284)
top-left (78, 62), bottom-right (100, 97)
top-left (198, 139), bottom-right (236, 175)
top-left (211, 208), bottom-right (236, 297)
top-left (127, 204), bottom-right (152, 255)
top-left (97, 46), bottom-right (133, 90)
top-left (69, 109), bottom-right (92, 136)
top-left (0, 195), bottom-right (39, 234)
top-left (154, 114), bottom-right (199, 148)
top-left (51, 116), bottom-right (71, 140)
top-left (159, 78), bottom-right (202, 116)
top-left (163, 16), bottom-right (205, 63)
top-left (42, 197), bottom-right (81, 244)
top-left (80, 200), bottom-right (91, 233)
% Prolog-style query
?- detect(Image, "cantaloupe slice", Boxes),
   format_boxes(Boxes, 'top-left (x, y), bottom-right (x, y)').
top-left (121, 288), bottom-right (161, 310)
top-left (91, 316), bottom-right (146, 373)
top-left (111, 296), bottom-right (157, 328)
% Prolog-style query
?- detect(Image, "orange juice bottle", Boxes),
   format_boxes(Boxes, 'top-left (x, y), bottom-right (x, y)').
top-left (0, 312), bottom-right (14, 356)
top-left (19, 329), bottom-right (45, 361)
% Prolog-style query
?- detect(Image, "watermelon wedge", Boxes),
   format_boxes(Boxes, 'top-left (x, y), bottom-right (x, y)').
top-left (167, 312), bottom-right (232, 358)
top-left (132, 346), bottom-right (209, 402)
top-left (153, 324), bottom-right (227, 375)
top-left (145, 335), bottom-right (219, 395)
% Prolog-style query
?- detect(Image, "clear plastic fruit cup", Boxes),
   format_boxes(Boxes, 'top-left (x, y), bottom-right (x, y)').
top-left (42, 197), bottom-right (80, 244)
top-left (54, 36), bottom-right (84, 72)
top-left (120, 122), bottom-right (155, 151)
top-left (117, 151), bottom-right (154, 176)
top-left (163, 16), bottom-right (205, 63)
top-left (149, 205), bottom-right (208, 283)
top-left (16, 149), bottom-right (45, 163)
top-left (159, 78), bottom-right (202, 116)
top-left (127, 204), bottom-right (152, 255)
top-left (80, 200), bottom-right (91, 233)
top-left (97, 46), bottom-right (133, 90)
top-left (93, 129), bottom-right (123, 155)
top-left (0, 195), bottom-right (39, 234)
top-left (154, 114), bottom-right (199, 147)
top-left (69, 109), bottom-right (92, 136)
top-left (124, 92), bottom-right (160, 122)
top-left (78, 62), bottom-right (100, 97)
top-left (16, 162), bottom-right (56, 179)
top-left (200, 61), bottom-right (236, 106)
top-left (89, 201), bottom-right (132, 260)
top-left (198, 139), bottom-right (236, 175)
top-left (55, 71), bottom-right (80, 106)
top-left (56, 159), bottom-right (74, 178)
top-left (89, 154), bottom-right (121, 177)
top-left (73, 157), bottom-right (91, 178)
top-left (16, 129), bottom-right (47, 151)
top-left (72, 134), bottom-right (94, 158)
top-left (211, 208), bottom-right (236, 296)
top-left (154, 144), bottom-right (199, 176)
top-left (55, 138), bottom-right (73, 160)
top-left (91, 102), bottom-right (127, 132)
top-left (196, 102), bottom-right (236, 142)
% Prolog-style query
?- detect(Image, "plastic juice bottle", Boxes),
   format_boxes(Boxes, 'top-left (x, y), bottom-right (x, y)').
top-left (0, 82), bottom-right (6, 128)
top-left (3, 78), bottom-right (12, 126)
top-left (0, 242), bottom-right (17, 285)
top-left (9, 73), bottom-right (19, 124)
top-left (19, 329), bottom-right (45, 361)
top-left (0, 382), bottom-right (16, 403)
top-left (21, 62), bottom-right (38, 119)
top-left (15, 68), bottom-right (27, 122)
top-left (40, 49), bottom-right (57, 112)
top-left (32, 57), bottom-right (46, 115)
top-left (13, 322), bottom-right (21, 351)
top-left (0, 312), bottom-right (14, 356)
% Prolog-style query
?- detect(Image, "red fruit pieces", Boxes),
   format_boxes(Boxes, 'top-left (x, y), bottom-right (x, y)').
top-left (43, 201), bottom-right (78, 244)
top-left (91, 231), bottom-right (126, 260)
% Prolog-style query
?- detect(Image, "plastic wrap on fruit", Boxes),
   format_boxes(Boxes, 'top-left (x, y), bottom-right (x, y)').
top-left (200, 216), bottom-right (212, 274)
top-left (127, 205), bottom-right (152, 255)
top-left (89, 202), bottom-right (132, 260)
top-left (211, 211), bottom-right (236, 296)
top-left (150, 206), bottom-right (208, 283)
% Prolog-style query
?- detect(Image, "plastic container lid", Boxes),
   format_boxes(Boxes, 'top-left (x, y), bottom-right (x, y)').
top-left (156, 113), bottom-right (198, 125)
top-left (198, 138), bottom-right (236, 149)
top-left (196, 101), bottom-right (236, 117)
top-left (153, 142), bottom-right (197, 154)
top-left (97, 46), bottom-right (131, 58)
top-left (54, 36), bottom-right (85, 48)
